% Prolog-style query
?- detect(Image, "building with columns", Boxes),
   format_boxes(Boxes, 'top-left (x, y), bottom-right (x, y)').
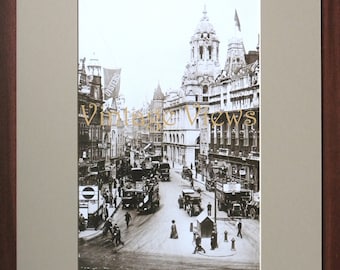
top-left (199, 10), bottom-right (260, 192)
top-left (163, 7), bottom-right (221, 168)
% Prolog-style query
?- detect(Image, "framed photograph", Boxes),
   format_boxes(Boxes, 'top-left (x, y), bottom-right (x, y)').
top-left (1, 0), bottom-right (332, 269)
top-left (77, 1), bottom-right (260, 269)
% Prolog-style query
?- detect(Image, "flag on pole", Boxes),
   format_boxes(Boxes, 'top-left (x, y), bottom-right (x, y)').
top-left (103, 68), bottom-right (121, 100)
top-left (234, 10), bottom-right (241, 32)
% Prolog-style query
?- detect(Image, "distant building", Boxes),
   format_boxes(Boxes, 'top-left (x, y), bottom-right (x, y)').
top-left (78, 56), bottom-right (105, 185)
top-left (130, 84), bottom-right (165, 161)
top-left (149, 84), bottom-right (165, 157)
top-left (78, 55), bottom-right (124, 181)
top-left (78, 56), bottom-right (104, 165)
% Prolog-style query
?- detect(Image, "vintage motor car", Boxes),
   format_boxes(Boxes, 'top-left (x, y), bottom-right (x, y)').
top-left (230, 203), bottom-right (242, 217)
top-left (178, 188), bottom-right (195, 209)
top-left (178, 189), bottom-right (202, 217)
top-left (181, 166), bottom-right (193, 179)
top-left (159, 162), bottom-right (170, 181)
top-left (185, 193), bottom-right (202, 217)
top-left (121, 188), bottom-right (143, 209)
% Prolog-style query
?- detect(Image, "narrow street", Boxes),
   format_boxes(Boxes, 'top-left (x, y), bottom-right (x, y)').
top-left (79, 168), bottom-right (259, 269)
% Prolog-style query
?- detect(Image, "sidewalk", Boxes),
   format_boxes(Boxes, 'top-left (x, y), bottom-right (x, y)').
top-left (78, 196), bottom-right (122, 242)
top-left (171, 163), bottom-right (254, 260)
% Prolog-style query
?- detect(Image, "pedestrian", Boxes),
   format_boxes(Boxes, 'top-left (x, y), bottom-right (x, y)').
top-left (118, 186), bottom-right (122, 197)
top-left (113, 196), bottom-right (117, 209)
top-left (103, 204), bottom-right (109, 221)
top-left (207, 202), bottom-right (212, 216)
top-left (103, 192), bottom-right (109, 204)
top-left (125, 211), bottom-right (131, 228)
top-left (193, 233), bottom-right (206, 254)
top-left (109, 192), bottom-right (113, 207)
top-left (210, 229), bottom-right (217, 250)
top-left (94, 213), bottom-right (100, 230)
top-left (178, 195), bottom-right (183, 208)
top-left (111, 223), bottom-right (118, 242)
top-left (237, 219), bottom-right (243, 238)
top-left (170, 220), bottom-right (178, 239)
top-left (103, 218), bottom-right (113, 237)
top-left (113, 226), bottom-right (124, 246)
top-left (79, 213), bottom-right (85, 231)
top-left (190, 178), bottom-right (194, 189)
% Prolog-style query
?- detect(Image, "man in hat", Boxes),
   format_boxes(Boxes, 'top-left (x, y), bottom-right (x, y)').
top-left (207, 202), bottom-right (212, 216)
top-left (125, 211), bottom-right (131, 228)
top-left (193, 233), bottom-right (205, 254)
top-left (210, 229), bottom-right (217, 249)
top-left (237, 219), bottom-right (243, 238)
top-left (103, 218), bottom-right (113, 237)
top-left (114, 226), bottom-right (124, 246)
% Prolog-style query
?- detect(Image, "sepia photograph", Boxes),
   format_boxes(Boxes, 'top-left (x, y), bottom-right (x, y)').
top-left (13, 0), bottom-right (324, 269)
top-left (78, 0), bottom-right (260, 269)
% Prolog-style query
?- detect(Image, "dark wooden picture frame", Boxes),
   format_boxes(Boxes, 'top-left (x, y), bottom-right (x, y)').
top-left (0, 0), bottom-right (339, 269)
top-left (0, 0), bottom-right (16, 269)
top-left (322, 0), bottom-right (340, 269)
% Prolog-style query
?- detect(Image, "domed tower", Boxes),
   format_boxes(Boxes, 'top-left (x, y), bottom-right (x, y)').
top-left (182, 6), bottom-right (221, 95)
top-left (224, 10), bottom-right (246, 77)
top-left (190, 6), bottom-right (220, 66)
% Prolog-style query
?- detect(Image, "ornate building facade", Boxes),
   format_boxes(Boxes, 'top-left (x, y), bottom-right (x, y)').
top-left (161, 8), bottom-right (260, 192)
top-left (78, 56), bottom-right (124, 182)
top-left (163, 7), bottom-right (221, 168)
top-left (199, 10), bottom-right (260, 192)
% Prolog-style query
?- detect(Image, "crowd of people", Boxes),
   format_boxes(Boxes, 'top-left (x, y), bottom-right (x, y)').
top-left (102, 212), bottom-right (132, 247)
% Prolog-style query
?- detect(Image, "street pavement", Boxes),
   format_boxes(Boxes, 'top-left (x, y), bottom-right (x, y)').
top-left (79, 163), bottom-right (259, 266)
top-left (78, 195), bottom-right (122, 242)
top-left (170, 163), bottom-right (259, 263)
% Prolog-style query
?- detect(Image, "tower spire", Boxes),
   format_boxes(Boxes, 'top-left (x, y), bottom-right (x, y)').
top-left (202, 4), bottom-right (207, 20)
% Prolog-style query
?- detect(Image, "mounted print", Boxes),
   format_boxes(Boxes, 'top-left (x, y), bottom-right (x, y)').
top-left (78, 0), bottom-right (260, 269)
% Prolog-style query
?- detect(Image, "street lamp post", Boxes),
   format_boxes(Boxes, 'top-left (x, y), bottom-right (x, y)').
top-left (212, 161), bottom-right (220, 227)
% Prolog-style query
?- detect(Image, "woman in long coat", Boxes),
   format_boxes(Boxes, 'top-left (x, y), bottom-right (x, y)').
top-left (170, 220), bottom-right (178, 239)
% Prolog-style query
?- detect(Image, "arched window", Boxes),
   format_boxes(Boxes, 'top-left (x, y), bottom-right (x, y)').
top-left (199, 46), bottom-right (203, 59)
top-left (203, 85), bottom-right (208, 94)
top-left (208, 46), bottom-right (212, 59)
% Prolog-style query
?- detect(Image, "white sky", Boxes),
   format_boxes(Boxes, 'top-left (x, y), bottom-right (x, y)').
top-left (79, 0), bottom-right (260, 109)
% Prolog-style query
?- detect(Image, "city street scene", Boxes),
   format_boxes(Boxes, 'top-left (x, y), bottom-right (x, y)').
top-left (78, 1), bottom-right (260, 269)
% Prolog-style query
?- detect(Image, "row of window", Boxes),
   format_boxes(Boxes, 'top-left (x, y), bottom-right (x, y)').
top-left (164, 133), bottom-right (185, 144)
